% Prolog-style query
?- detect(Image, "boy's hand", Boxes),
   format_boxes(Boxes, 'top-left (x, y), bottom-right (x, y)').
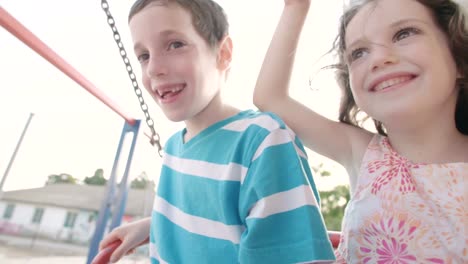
top-left (94, 217), bottom-right (151, 263)
top-left (91, 240), bottom-right (122, 264)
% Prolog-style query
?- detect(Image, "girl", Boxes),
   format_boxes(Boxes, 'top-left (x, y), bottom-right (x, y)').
top-left (253, 0), bottom-right (467, 262)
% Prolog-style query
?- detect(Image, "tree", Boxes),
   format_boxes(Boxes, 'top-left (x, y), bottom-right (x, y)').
top-left (312, 162), bottom-right (350, 231)
top-left (83, 168), bottom-right (107, 186)
top-left (45, 173), bottom-right (78, 185)
top-left (319, 185), bottom-right (350, 231)
top-left (312, 163), bottom-right (331, 177)
top-left (130, 172), bottom-right (155, 189)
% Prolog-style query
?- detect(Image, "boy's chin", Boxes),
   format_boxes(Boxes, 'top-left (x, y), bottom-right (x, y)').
top-left (166, 117), bottom-right (186, 123)
top-left (162, 111), bottom-right (187, 123)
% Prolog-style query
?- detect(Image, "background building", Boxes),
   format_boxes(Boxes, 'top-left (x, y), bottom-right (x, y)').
top-left (0, 184), bottom-right (154, 245)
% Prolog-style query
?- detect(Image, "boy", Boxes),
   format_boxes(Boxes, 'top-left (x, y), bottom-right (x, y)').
top-left (97, 0), bottom-right (335, 263)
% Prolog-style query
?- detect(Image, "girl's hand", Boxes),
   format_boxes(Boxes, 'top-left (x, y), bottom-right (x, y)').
top-left (284, 0), bottom-right (311, 7)
top-left (284, 0), bottom-right (311, 15)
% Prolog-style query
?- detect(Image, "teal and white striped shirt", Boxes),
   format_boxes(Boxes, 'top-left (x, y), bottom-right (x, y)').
top-left (150, 110), bottom-right (335, 263)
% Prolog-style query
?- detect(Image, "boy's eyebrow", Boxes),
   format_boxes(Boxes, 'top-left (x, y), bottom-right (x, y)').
top-left (133, 30), bottom-right (183, 52)
top-left (346, 18), bottom-right (426, 50)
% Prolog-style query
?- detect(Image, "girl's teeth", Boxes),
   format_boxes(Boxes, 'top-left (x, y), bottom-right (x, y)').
top-left (375, 76), bottom-right (411, 91)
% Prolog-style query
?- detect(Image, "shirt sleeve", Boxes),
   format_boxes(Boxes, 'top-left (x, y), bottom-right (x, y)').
top-left (238, 127), bottom-right (336, 264)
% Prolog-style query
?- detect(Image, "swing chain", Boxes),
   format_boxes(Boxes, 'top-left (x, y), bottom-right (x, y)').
top-left (101, 0), bottom-right (163, 157)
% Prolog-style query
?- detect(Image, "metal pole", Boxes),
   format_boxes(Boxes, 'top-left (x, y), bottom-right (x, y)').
top-left (0, 113), bottom-right (34, 197)
top-left (110, 120), bottom-right (141, 230)
top-left (86, 120), bottom-right (140, 264)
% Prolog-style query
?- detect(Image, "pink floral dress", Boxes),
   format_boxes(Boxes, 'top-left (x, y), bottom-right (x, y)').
top-left (335, 135), bottom-right (467, 263)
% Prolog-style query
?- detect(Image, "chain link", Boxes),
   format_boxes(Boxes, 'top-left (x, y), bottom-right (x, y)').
top-left (101, 0), bottom-right (163, 157)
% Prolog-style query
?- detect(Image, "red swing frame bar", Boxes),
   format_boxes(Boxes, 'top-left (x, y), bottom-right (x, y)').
top-left (0, 6), bottom-right (135, 126)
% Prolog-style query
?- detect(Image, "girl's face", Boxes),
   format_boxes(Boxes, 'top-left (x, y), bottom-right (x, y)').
top-left (345, 0), bottom-right (459, 131)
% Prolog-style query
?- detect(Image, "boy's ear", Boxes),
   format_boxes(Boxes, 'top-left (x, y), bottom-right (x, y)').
top-left (217, 35), bottom-right (233, 70)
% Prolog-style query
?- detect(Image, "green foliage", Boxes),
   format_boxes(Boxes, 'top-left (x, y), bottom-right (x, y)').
top-left (83, 168), bottom-right (107, 186)
top-left (81, 169), bottom-right (155, 189)
top-left (319, 185), bottom-right (350, 231)
top-left (130, 172), bottom-right (155, 189)
top-left (312, 162), bottom-right (350, 231)
top-left (312, 163), bottom-right (331, 177)
top-left (45, 173), bottom-right (78, 185)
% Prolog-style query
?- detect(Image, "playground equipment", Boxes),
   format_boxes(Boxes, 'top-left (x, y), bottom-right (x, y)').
top-left (0, 5), bottom-right (147, 263)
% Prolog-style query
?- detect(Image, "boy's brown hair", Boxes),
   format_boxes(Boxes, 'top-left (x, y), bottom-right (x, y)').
top-left (128, 0), bottom-right (229, 49)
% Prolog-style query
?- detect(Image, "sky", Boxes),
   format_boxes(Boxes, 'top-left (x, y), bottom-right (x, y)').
top-left (0, 0), bottom-right (349, 192)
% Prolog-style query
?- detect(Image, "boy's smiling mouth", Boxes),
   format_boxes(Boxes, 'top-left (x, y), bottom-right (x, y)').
top-left (153, 83), bottom-right (186, 101)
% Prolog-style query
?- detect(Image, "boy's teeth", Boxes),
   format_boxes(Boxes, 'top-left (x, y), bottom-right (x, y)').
top-left (157, 86), bottom-right (183, 98)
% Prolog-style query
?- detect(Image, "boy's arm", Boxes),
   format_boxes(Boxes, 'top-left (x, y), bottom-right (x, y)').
top-left (253, 0), bottom-right (372, 169)
top-left (238, 123), bottom-right (335, 263)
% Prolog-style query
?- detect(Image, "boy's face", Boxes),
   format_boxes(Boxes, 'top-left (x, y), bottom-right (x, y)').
top-left (129, 2), bottom-right (228, 122)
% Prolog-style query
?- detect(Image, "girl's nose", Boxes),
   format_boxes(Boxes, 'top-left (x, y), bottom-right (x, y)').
top-left (370, 43), bottom-right (399, 72)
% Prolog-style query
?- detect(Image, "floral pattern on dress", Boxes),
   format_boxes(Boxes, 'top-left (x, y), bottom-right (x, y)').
top-left (366, 138), bottom-right (419, 195)
top-left (356, 212), bottom-right (419, 263)
top-left (335, 135), bottom-right (467, 264)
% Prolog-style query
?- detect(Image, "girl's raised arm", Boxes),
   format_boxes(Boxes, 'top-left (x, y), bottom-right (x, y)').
top-left (253, 0), bottom-right (372, 176)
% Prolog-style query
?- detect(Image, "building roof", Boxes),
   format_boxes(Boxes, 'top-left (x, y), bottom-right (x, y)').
top-left (1, 184), bottom-right (154, 216)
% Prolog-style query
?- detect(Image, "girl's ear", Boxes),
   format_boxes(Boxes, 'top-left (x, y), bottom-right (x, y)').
top-left (217, 35), bottom-right (233, 70)
top-left (456, 68), bottom-right (465, 79)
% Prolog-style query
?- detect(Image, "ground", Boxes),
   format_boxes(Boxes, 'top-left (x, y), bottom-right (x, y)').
top-left (0, 234), bottom-right (148, 263)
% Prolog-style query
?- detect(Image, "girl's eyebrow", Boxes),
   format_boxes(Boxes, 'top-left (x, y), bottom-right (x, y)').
top-left (346, 18), bottom-right (426, 50)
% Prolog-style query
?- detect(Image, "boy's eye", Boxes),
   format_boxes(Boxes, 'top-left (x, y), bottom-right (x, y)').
top-left (394, 27), bottom-right (420, 42)
top-left (168, 41), bottom-right (185, 50)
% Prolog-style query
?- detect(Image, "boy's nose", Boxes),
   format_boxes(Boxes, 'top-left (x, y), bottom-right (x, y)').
top-left (370, 44), bottom-right (399, 72)
top-left (146, 56), bottom-right (168, 77)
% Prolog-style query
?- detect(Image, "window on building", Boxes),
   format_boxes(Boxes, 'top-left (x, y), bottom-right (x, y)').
top-left (2, 204), bottom-right (15, 219)
top-left (32, 208), bottom-right (44, 223)
top-left (88, 212), bottom-right (97, 223)
top-left (64, 212), bottom-right (77, 228)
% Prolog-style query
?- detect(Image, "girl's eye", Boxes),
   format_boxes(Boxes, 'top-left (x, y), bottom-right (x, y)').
top-left (348, 47), bottom-right (368, 63)
top-left (394, 27), bottom-right (420, 42)
top-left (168, 41), bottom-right (185, 50)
top-left (137, 53), bottom-right (149, 63)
